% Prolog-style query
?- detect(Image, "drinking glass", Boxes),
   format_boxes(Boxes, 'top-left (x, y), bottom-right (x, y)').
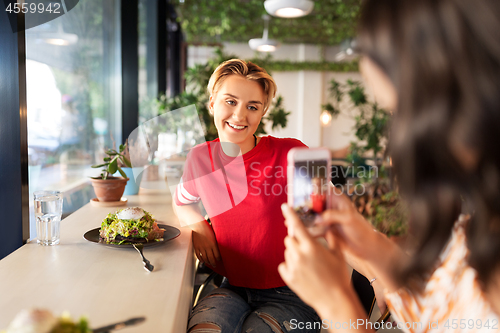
top-left (34, 190), bottom-right (63, 246)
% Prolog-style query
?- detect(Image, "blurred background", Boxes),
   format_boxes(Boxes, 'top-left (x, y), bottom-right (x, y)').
top-left (3, 0), bottom-right (397, 257)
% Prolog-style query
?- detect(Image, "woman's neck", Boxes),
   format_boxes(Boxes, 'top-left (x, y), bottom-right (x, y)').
top-left (220, 135), bottom-right (258, 156)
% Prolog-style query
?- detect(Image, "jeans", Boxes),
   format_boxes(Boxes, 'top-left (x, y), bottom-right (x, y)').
top-left (188, 279), bottom-right (321, 333)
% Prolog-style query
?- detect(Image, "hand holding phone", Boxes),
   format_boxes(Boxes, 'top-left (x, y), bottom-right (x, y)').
top-left (287, 147), bottom-right (331, 236)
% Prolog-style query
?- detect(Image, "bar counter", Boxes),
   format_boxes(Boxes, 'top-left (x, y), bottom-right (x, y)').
top-left (0, 186), bottom-right (194, 332)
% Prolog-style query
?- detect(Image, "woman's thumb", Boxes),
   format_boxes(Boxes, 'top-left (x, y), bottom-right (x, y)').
top-left (325, 229), bottom-right (337, 250)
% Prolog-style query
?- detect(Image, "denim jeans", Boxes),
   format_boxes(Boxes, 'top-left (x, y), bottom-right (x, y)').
top-left (188, 279), bottom-right (321, 333)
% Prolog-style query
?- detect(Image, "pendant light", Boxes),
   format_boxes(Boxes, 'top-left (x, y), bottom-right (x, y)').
top-left (249, 15), bottom-right (280, 52)
top-left (264, 0), bottom-right (314, 18)
top-left (39, 21), bottom-right (78, 46)
top-left (335, 38), bottom-right (359, 61)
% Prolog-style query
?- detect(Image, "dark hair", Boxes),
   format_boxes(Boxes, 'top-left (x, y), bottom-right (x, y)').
top-left (358, 0), bottom-right (500, 287)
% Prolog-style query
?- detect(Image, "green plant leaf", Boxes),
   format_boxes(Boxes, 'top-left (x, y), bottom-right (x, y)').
top-left (91, 163), bottom-right (107, 168)
top-left (322, 103), bottom-right (340, 116)
top-left (267, 108), bottom-right (291, 130)
top-left (118, 167), bottom-right (127, 178)
top-left (348, 85), bottom-right (367, 106)
top-left (108, 159), bottom-right (118, 174)
top-left (120, 156), bottom-right (132, 168)
top-left (119, 144), bottom-right (125, 152)
top-left (328, 79), bottom-right (343, 102)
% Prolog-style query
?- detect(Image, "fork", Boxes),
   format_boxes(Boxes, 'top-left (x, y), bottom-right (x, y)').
top-left (133, 243), bottom-right (154, 272)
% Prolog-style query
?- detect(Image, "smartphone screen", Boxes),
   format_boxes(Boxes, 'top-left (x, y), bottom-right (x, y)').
top-left (291, 159), bottom-right (330, 228)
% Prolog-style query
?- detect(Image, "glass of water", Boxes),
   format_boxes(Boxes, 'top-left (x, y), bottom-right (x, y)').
top-left (34, 191), bottom-right (63, 246)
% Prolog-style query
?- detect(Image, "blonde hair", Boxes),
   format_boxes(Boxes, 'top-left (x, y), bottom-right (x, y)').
top-left (207, 59), bottom-right (277, 113)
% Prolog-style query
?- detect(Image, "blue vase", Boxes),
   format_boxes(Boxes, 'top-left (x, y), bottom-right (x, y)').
top-left (115, 167), bottom-right (142, 195)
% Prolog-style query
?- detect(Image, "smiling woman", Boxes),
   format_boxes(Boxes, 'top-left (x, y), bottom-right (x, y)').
top-left (210, 75), bottom-right (265, 155)
top-left (174, 59), bottom-right (321, 333)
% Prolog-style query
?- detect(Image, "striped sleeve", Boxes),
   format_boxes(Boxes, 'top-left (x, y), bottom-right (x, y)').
top-left (174, 148), bottom-right (202, 206)
top-left (174, 177), bottom-right (200, 205)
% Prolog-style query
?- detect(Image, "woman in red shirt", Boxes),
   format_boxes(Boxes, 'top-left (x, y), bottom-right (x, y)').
top-left (175, 59), bottom-right (320, 333)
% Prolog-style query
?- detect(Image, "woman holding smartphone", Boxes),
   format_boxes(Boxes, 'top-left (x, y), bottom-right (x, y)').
top-left (279, 0), bottom-right (500, 331)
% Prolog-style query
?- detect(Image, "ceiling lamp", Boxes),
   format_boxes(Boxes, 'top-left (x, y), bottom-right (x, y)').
top-left (335, 38), bottom-right (359, 62)
top-left (40, 22), bottom-right (78, 46)
top-left (264, 0), bottom-right (314, 18)
top-left (249, 15), bottom-right (280, 52)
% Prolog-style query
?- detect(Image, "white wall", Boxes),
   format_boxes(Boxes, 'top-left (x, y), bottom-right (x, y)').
top-left (187, 43), bottom-right (372, 151)
top-left (322, 72), bottom-right (363, 151)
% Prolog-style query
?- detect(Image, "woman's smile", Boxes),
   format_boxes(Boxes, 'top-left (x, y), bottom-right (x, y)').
top-left (226, 122), bottom-right (247, 131)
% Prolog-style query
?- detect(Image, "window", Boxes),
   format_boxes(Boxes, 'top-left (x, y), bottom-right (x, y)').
top-left (138, 0), bottom-right (159, 123)
top-left (25, 0), bottom-right (122, 239)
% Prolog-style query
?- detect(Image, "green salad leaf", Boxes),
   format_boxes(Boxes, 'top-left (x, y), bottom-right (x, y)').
top-left (99, 208), bottom-right (156, 243)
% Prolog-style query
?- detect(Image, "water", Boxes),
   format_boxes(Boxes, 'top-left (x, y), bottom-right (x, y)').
top-left (34, 194), bottom-right (62, 246)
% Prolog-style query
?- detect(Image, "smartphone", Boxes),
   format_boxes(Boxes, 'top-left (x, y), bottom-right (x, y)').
top-left (287, 147), bottom-right (331, 235)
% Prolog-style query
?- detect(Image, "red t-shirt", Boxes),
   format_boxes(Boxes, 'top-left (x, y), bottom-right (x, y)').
top-left (175, 136), bottom-right (306, 289)
top-left (310, 193), bottom-right (326, 213)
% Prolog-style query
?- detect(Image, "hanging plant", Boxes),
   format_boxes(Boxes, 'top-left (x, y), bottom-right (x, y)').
top-left (263, 60), bottom-right (358, 72)
top-left (323, 79), bottom-right (408, 236)
top-left (175, 0), bottom-right (362, 45)
top-left (323, 79), bottom-right (390, 174)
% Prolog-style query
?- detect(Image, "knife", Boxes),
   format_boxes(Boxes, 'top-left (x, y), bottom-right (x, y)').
top-left (92, 317), bottom-right (146, 333)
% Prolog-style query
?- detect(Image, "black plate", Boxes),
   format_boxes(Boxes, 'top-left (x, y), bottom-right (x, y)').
top-left (83, 224), bottom-right (180, 248)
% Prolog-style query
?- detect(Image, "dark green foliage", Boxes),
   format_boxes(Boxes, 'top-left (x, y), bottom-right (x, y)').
top-left (265, 96), bottom-right (291, 131)
top-left (371, 191), bottom-right (408, 237)
top-left (50, 316), bottom-right (91, 333)
top-left (324, 79), bottom-right (390, 172)
top-left (324, 79), bottom-right (407, 236)
top-left (263, 60), bottom-right (358, 72)
top-left (175, 0), bottom-right (362, 45)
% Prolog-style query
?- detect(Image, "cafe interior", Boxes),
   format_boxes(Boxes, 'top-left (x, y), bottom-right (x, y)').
top-left (0, 0), bottom-right (398, 332)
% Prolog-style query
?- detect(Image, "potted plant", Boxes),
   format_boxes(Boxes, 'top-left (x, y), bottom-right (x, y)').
top-left (324, 79), bottom-right (408, 238)
top-left (114, 139), bottom-right (143, 195)
top-left (90, 143), bottom-right (131, 202)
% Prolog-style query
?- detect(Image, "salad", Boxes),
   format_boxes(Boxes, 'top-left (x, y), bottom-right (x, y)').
top-left (99, 207), bottom-right (165, 244)
top-left (2, 309), bottom-right (90, 333)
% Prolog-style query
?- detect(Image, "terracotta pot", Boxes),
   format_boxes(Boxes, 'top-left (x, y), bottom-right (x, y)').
top-left (90, 176), bottom-right (129, 202)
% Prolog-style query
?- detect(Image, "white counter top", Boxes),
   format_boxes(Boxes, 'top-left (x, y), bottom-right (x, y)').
top-left (0, 188), bottom-right (195, 332)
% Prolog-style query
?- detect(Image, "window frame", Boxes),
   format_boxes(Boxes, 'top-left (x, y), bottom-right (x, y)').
top-left (0, 2), bottom-right (29, 259)
top-left (0, 0), bottom-right (179, 259)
